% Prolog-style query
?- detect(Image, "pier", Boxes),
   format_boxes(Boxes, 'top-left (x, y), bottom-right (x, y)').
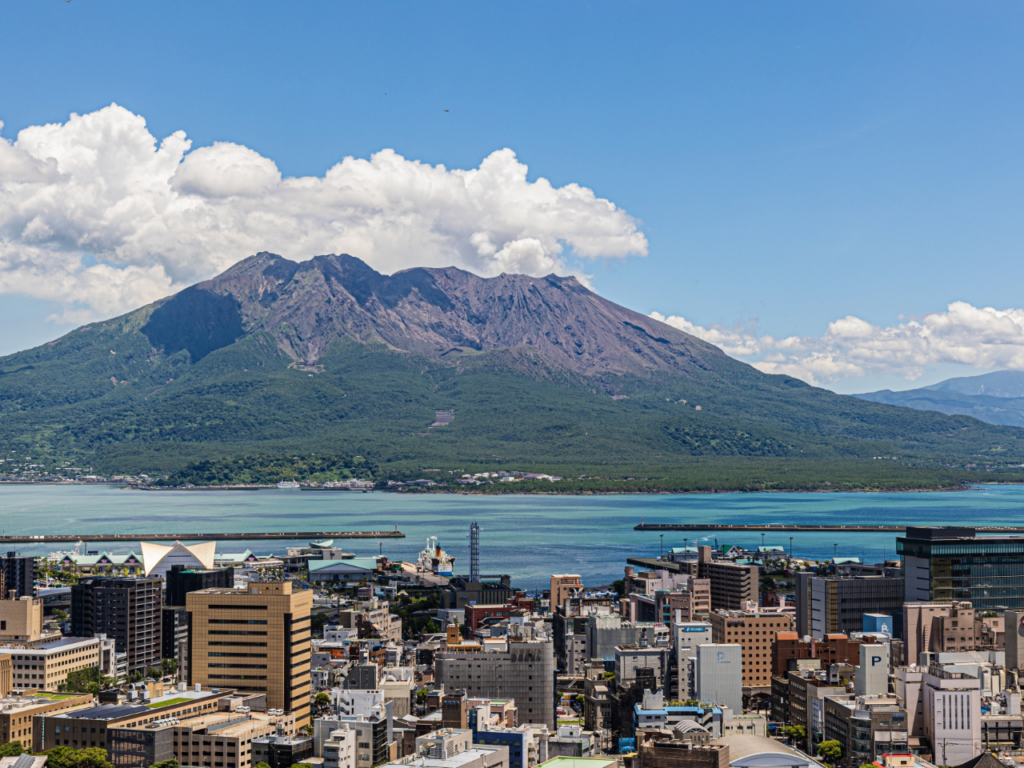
top-left (634, 523), bottom-right (1024, 533)
top-left (0, 530), bottom-right (405, 545)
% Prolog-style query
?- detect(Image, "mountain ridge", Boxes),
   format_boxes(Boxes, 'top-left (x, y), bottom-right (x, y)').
top-left (2, 252), bottom-right (1023, 479)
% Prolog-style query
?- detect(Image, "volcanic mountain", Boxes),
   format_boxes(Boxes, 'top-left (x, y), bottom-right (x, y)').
top-left (1, 252), bottom-right (1022, 477)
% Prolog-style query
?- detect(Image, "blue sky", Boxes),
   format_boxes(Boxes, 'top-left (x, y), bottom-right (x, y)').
top-left (2, 2), bottom-right (1024, 392)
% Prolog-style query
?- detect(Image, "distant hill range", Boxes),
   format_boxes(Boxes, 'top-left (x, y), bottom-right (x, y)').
top-left (2, 252), bottom-right (1023, 478)
top-left (854, 371), bottom-right (1024, 428)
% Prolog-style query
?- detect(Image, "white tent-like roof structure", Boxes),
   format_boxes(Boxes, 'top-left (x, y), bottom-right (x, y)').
top-left (141, 541), bottom-right (217, 577)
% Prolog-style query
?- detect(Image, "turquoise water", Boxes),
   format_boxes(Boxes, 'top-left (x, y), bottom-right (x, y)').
top-left (1, 484), bottom-right (1022, 589)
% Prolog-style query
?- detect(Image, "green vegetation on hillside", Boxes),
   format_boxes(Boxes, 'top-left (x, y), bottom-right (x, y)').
top-left (2, 303), bottom-right (1024, 493)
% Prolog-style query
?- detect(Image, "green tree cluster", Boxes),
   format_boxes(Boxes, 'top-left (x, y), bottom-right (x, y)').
top-left (817, 740), bottom-right (842, 766)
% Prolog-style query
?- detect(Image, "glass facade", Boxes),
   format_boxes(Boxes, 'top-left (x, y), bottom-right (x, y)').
top-left (898, 535), bottom-right (1024, 611)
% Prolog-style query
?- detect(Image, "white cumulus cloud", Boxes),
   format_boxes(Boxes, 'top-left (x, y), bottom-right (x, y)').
top-left (652, 302), bottom-right (1024, 386)
top-left (0, 104), bottom-right (648, 321)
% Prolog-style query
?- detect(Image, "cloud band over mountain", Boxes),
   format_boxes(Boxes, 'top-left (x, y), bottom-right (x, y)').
top-left (652, 302), bottom-right (1024, 385)
top-left (0, 104), bottom-right (648, 322)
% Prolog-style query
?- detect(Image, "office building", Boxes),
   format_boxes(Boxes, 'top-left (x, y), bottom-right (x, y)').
top-left (435, 640), bottom-right (555, 727)
top-left (854, 644), bottom-right (890, 696)
top-left (252, 731), bottom-right (315, 768)
top-left (71, 576), bottom-right (162, 673)
top-left (710, 610), bottom-right (791, 689)
top-left (903, 602), bottom-right (977, 665)
top-left (321, 726), bottom-right (357, 768)
top-left (1006, 610), bottom-right (1024, 671)
top-left (37, 685), bottom-right (235, 753)
top-left (0, 596), bottom-right (45, 643)
top-left (823, 694), bottom-right (908, 768)
top-left (187, 581), bottom-right (313, 721)
top-left (0, 654), bottom-right (10, 698)
top-left (108, 709), bottom-right (295, 768)
top-left (616, 640), bottom-right (669, 688)
top-left (2, 636), bottom-right (101, 693)
top-left (441, 577), bottom-right (514, 611)
top-left (165, 565), bottom-right (235, 607)
top-left (0, 553), bottom-right (35, 600)
top-left (674, 622), bottom-right (712, 701)
top-left (161, 606), bottom-right (189, 681)
top-left (784, 670), bottom-right (848, 754)
top-left (772, 632), bottom-right (861, 678)
top-left (795, 574), bottom-right (902, 638)
top-left (474, 725), bottom-right (548, 768)
top-left (921, 665), bottom-right (982, 766)
top-left (695, 644), bottom-right (741, 714)
top-left (550, 576), bottom-right (583, 613)
top-left (696, 548), bottom-right (758, 611)
top-left (320, 706), bottom-right (393, 768)
top-left (0, 691), bottom-right (93, 750)
top-left (898, 526), bottom-right (1024, 612)
top-left (638, 739), bottom-right (729, 768)
top-left (585, 614), bottom-right (649, 664)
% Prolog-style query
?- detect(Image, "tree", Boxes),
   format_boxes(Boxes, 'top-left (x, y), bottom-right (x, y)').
top-left (313, 692), bottom-right (331, 715)
top-left (160, 658), bottom-right (179, 678)
top-left (611, 579), bottom-right (625, 597)
top-left (416, 687), bottom-right (430, 704)
top-left (0, 742), bottom-right (25, 758)
top-left (75, 747), bottom-right (116, 768)
top-left (781, 725), bottom-right (806, 743)
top-left (151, 761), bottom-right (180, 768)
top-left (255, 763), bottom-right (272, 768)
top-left (817, 740), bottom-right (842, 766)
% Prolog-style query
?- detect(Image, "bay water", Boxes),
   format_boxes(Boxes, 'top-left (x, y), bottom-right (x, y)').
top-left (1, 484), bottom-right (1022, 589)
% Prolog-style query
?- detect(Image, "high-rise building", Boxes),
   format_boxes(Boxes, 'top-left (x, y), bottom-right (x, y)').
top-left (697, 547), bottom-right (758, 611)
top-left (902, 602), bottom-right (977, 665)
top-left (710, 610), bottom-right (791, 690)
top-left (898, 526), bottom-right (1024, 612)
top-left (71, 576), bottom-right (162, 673)
top-left (161, 606), bottom-right (189, 681)
top-left (1006, 610), bottom-right (1024, 671)
top-left (550, 575), bottom-right (583, 613)
top-left (165, 565), bottom-right (235, 607)
top-left (0, 553), bottom-right (35, 600)
top-left (435, 639), bottom-right (554, 727)
top-left (186, 581), bottom-right (312, 721)
top-left (795, 574), bottom-right (902, 638)
top-left (695, 644), bottom-right (742, 714)
top-left (772, 632), bottom-right (862, 678)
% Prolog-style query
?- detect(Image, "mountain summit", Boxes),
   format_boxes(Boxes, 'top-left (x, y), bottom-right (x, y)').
top-left (141, 252), bottom-right (724, 377)
top-left (1, 252), bottom-right (1023, 476)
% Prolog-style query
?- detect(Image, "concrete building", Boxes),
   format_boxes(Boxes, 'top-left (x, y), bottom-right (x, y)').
top-left (166, 564), bottom-right (236, 607)
top-left (784, 670), bottom-right (848, 754)
top-left (585, 614), bottom-right (649, 664)
top-left (903, 602), bottom-right (978, 664)
top-left (0, 596), bottom-right (44, 643)
top-left (321, 707), bottom-right (394, 768)
top-left (696, 645), bottom-right (741, 715)
top-left (474, 724), bottom-right (549, 768)
top-left (108, 709), bottom-right (295, 768)
top-left (921, 665), bottom-right (982, 766)
top-left (1006, 610), bottom-right (1024, 671)
top-left (383, 744), bottom-right (510, 768)
top-left (823, 694), bottom-right (908, 768)
top-left (322, 726), bottom-right (357, 768)
top-left (187, 581), bottom-right (313, 721)
top-left (855, 644), bottom-right (890, 696)
top-left (898, 527), bottom-right (1024, 612)
top-left (710, 611), bottom-right (791, 690)
top-left (797, 574), bottom-right (902, 638)
top-left (639, 738), bottom-right (730, 768)
top-left (161, 605), bottom-right (190, 682)
top-left (252, 731), bottom-right (315, 768)
top-left (337, 598), bottom-right (402, 644)
top-left (772, 632), bottom-right (861, 679)
top-left (0, 654), bottom-right (10, 698)
top-left (71, 576), bottom-right (162, 673)
top-left (0, 554), bottom-right (34, 600)
top-left (697, 548), bottom-right (758, 611)
top-left (441, 577), bottom-right (515, 611)
top-left (550, 576), bottom-right (583, 613)
top-left (37, 685), bottom-right (234, 753)
top-left (0, 692), bottom-right (93, 750)
top-left (674, 623), bottom-right (713, 701)
top-left (436, 640), bottom-right (555, 728)
top-left (616, 641), bottom-right (669, 686)
top-left (547, 725), bottom-right (593, 758)
top-left (1, 636), bottom-right (101, 693)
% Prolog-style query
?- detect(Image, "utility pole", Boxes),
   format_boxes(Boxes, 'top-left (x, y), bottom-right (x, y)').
top-left (789, 536), bottom-right (794, 560)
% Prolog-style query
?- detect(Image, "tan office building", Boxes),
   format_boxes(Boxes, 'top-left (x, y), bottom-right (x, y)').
top-left (187, 582), bottom-right (312, 721)
top-left (710, 610), bottom-right (791, 689)
top-left (550, 575), bottom-right (583, 612)
top-left (2, 636), bottom-right (101, 693)
top-left (0, 595), bottom-right (45, 642)
top-left (0, 653), bottom-right (11, 698)
top-left (0, 691), bottom-right (94, 750)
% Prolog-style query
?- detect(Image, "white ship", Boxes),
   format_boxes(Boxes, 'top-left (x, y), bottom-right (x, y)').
top-left (418, 536), bottom-right (455, 576)
top-left (276, 481), bottom-right (301, 489)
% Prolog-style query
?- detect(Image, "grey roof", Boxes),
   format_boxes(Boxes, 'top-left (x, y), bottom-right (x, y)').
top-left (56, 703), bottom-right (150, 720)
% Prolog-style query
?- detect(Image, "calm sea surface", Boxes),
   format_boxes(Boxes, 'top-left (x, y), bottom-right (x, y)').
top-left (1, 484), bottom-right (1022, 589)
